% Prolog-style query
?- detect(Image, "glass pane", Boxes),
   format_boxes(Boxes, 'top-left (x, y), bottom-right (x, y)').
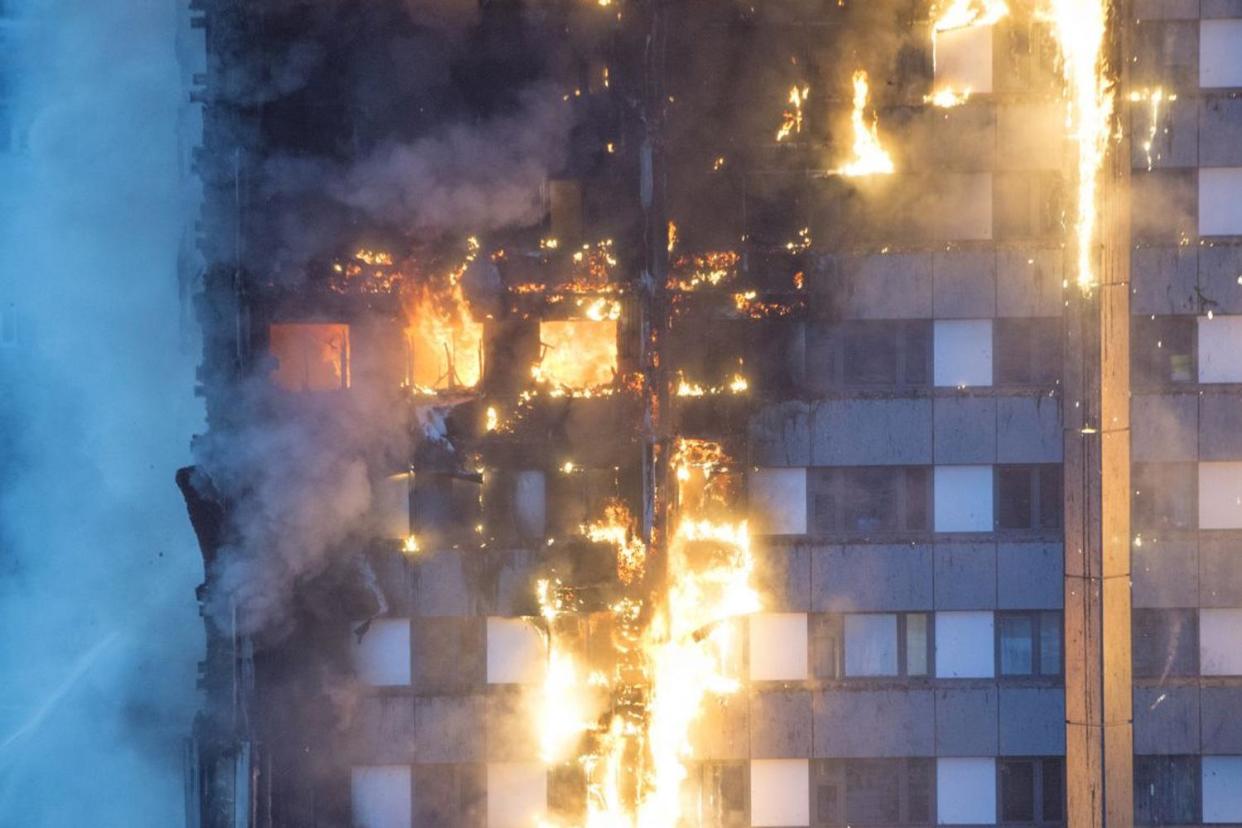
top-left (1000, 760), bottom-right (1036, 822)
top-left (1038, 466), bottom-right (1062, 529)
top-left (902, 322), bottom-right (931, 386)
top-left (844, 614), bottom-right (899, 677)
top-left (905, 613), bottom-right (929, 676)
top-left (844, 468), bottom-right (897, 532)
top-left (904, 467), bottom-right (930, 531)
top-left (1039, 611), bottom-right (1062, 676)
top-left (1041, 758), bottom-right (1064, 821)
top-left (905, 760), bottom-right (934, 823)
top-left (997, 466), bottom-right (1034, 529)
top-left (1000, 614), bottom-right (1035, 675)
top-left (844, 326), bottom-right (897, 386)
top-left (846, 760), bottom-right (900, 824)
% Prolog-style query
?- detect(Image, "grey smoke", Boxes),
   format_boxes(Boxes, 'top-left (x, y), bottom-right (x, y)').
top-left (266, 84), bottom-right (571, 239)
top-left (195, 379), bottom-right (410, 639)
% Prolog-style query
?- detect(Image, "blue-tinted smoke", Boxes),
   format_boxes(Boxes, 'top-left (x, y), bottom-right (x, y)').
top-left (0, 1), bottom-right (205, 825)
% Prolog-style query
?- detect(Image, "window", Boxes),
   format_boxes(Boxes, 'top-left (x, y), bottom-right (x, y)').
top-left (994, 318), bottom-right (1059, 385)
top-left (750, 468), bottom-right (808, 535)
top-left (749, 613), bottom-right (809, 681)
top-left (1202, 756), bottom-right (1242, 824)
top-left (1132, 463), bottom-right (1197, 532)
top-left (485, 618), bottom-right (545, 685)
top-left (268, 323), bottom-right (350, 391)
top-left (487, 764), bottom-right (546, 828)
top-left (413, 764), bottom-right (485, 827)
top-left (1198, 315), bottom-right (1242, 383)
top-left (352, 766), bottom-right (413, 828)
top-left (842, 612), bottom-right (931, 678)
top-left (1132, 609), bottom-right (1198, 678)
top-left (751, 759), bottom-right (810, 827)
top-left (805, 320), bottom-right (931, 392)
top-left (1132, 316), bottom-right (1195, 387)
top-left (997, 611), bottom-right (1061, 677)
top-left (810, 467), bottom-right (930, 534)
top-left (1134, 756), bottom-right (1200, 825)
top-left (996, 465), bottom-right (1062, 530)
top-left (1199, 462), bottom-right (1242, 529)
top-left (938, 758), bottom-right (997, 825)
top-left (689, 762), bottom-right (748, 828)
top-left (810, 613), bottom-right (844, 679)
top-left (1200, 20), bottom-right (1242, 88)
top-left (812, 759), bottom-right (935, 826)
top-left (934, 465), bottom-right (994, 533)
top-left (935, 611), bottom-right (995, 678)
top-left (999, 758), bottom-right (1064, 825)
top-left (934, 21), bottom-right (992, 95)
top-left (1201, 608), bottom-right (1242, 676)
top-left (352, 618), bottom-right (411, 686)
top-left (1200, 168), bottom-right (1242, 236)
top-left (934, 319), bottom-right (993, 387)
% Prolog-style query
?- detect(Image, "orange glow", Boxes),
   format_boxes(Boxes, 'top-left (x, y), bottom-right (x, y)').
top-left (775, 84), bottom-right (809, 142)
top-left (403, 238), bottom-right (484, 392)
top-left (532, 320), bottom-right (618, 390)
top-left (268, 323), bottom-right (350, 392)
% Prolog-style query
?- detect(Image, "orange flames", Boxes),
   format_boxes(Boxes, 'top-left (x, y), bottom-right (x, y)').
top-left (404, 238), bottom-right (484, 392)
top-left (837, 70), bottom-right (895, 176)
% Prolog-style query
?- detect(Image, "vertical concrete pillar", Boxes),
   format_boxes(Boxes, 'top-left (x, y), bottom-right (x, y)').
top-left (1064, 5), bottom-right (1134, 825)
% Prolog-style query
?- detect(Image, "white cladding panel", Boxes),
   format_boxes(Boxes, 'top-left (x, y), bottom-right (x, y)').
top-left (935, 24), bottom-right (993, 94)
top-left (1199, 168), bottom-right (1242, 236)
top-left (1203, 756), bottom-right (1242, 823)
top-left (934, 320), bottom-right (993, 387)
top-left (487, 763), bottom-right (546, 828)
top-left (1201, 20), bottom-right (1242, 88)
top-left (934, 465), bottom-right (994, 532)
top-left (937, 758), bottom-right (997, 825)
top-left (1201, 609), bottom-right (1242, 676)
top-left (351, 765), bottom-right (412, 828)
top-left (1199, 462), bottom-right (1242, 529)
top-left (749, 613), bottom-right (809, 681)
top-left (749, 467), bottom-right (808, 535)
top-left (1198, 315), bottom-right (1242, 383)
top-left (353, 618), bottom-right (411, 686)
top-left (486, 617), bottom-right (546, 685)
top-left (935, 611), bottom-right (995, 678)
top-left (750, 759), bottom-right (811, 827)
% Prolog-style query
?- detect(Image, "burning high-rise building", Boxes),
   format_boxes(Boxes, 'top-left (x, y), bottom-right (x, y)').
top-left (176, 1), bottom-right (1242, 827)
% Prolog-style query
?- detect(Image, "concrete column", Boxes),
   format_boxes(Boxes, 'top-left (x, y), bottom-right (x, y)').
top-left (1063, 7), bottom-right (1134, 825)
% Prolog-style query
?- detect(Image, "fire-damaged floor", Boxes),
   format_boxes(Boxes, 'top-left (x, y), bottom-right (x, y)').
top-left (178, 0), bottom-right (1159, 826)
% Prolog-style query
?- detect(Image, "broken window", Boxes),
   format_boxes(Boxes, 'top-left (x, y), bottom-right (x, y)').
top-left (534, 319), bottom-right (617, 390)
top-left (1132, 608), bottom-right (1198, 678)
top-left (994, 318), bottom-right (1059, 385)
top-left (999, 757), bottom-right (1064, 825)
top-left (810, 466), bottom-right (931, 535)
top-left (995, 464), bottom-right (1062, 531)
top-left (685, 762), bottom-right (749, 828)
top-left (268, 323), bottom-right (350, 391)
top-left (997, 611), bottom-right (1061, 677)
top-left (1132, 316), bottom-right (1195, 388)
top-left (1134, 755), bottom-right (1200, 825)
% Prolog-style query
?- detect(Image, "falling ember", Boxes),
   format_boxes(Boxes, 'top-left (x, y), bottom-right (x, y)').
top-left (404, 238), bottom-right (485, 392)
top-left (836, 70), bottom-right (895, 177)
top-left (1130, 87), bottom-right (1176, 172)
top-left (775, 84), bottom-right (809, 142)
top-left (1042, 0), bottom-right (1114, 290)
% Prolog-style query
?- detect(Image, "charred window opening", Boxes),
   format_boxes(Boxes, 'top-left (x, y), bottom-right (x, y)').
top-left (268, 323), bottom-right (350, 391)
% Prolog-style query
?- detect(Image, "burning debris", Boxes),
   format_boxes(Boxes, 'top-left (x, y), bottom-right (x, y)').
top-left (836, 70), bottom-right (895, 177)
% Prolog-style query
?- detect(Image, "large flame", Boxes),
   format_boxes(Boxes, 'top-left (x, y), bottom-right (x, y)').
top-left (837, 70), bottom-right (895, 177)
top-left (775, 84), bottom-right (809, 142)
top-left (927, 0), bottom-right (1008, 107)
top-left (1042, 0), bottom-right (1114, 289)
top-left (404, 238), bottom-right (485, 391)
top-left (533, 440), bottom-right (757, 828)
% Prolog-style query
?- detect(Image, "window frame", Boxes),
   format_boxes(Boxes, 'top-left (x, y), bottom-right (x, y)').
top-left (1131, 315), bottom-right (1196, 389)
top-left (995, 464), bottom-right (1063, 532)
top-left (809, 466), bottom-right (932, 536)
top-left (832, 611), bottom-right (934, 679)
top-left (995, 610), bottom-right (1063, 678)
top-left (997, 757), bottom-right (1065, 826)
top-left (812, 758), bottom-right (936, 826)
top-left (806, 319), bottom-right (932, 393)
top-left (993, 317), bottom-right (1060, 386)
